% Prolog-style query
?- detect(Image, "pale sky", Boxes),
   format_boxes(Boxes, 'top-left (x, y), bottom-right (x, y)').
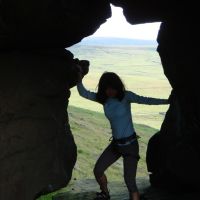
top-left (92, 5), bottom-right (161, 40)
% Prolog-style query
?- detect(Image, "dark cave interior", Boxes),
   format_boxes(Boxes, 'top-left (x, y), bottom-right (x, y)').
top-left (0, 0), bottom-right (200, 199)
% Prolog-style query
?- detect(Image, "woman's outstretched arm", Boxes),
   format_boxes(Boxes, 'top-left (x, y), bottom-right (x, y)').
top-left (77, 81), bottom-right (97, 102)
top-left (126, 91), bottom-right (169, 105)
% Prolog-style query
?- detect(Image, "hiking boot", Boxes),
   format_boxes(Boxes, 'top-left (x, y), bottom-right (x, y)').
top-left (94, 191), bottom-right (110, 200)
top-left (139, 194), bottom-right (148, 200)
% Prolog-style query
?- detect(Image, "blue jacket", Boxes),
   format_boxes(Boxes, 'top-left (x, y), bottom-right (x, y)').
top-left (77, 82), bottom-right (168, 139)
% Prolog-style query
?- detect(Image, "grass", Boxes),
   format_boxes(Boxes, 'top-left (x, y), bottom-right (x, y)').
top-left (68, 105), bottom-right (157, 179)
top-left (38, 105), bottom-right (158, 200)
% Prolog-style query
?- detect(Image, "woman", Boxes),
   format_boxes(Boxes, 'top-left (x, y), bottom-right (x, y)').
top-left (77, 71), bottom-right (169, 200)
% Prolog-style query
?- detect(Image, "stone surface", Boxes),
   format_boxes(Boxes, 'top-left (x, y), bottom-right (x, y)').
top-left (0, 49), bottom-right (80, 199)
top-left (52, 178), bottom-right (199, 200)
top-left (1, 0), bottom-right (200, 199)
top-left (147, 12), bottom-right (200, 190)
top-left (52, 178), bottom-right (150, 200)
top-left (110, 0), bottom-right (187, 24)
top-left (0, 0), bottom-right (111, 48)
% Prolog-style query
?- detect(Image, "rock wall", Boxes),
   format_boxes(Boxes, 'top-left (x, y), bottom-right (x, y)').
top-left (111, 0), bottom-right (200, 191)
top-left (146, 13), bottom-right (200, 190)
top-left (0, 49), bottom-right (80, 199)
top-left (0, 1), bottom-right (111, 199)
top-left (0, 0), bottom-right (111, 48)
top-left (1, 0), bottom-right (200, 199)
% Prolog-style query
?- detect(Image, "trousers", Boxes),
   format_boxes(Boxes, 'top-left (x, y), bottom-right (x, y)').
top-left (93, 140), bottom-right (140, 193)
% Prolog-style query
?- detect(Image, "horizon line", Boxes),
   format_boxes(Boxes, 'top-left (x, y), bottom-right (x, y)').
top-left (85, 36), bottom-right (158, 41)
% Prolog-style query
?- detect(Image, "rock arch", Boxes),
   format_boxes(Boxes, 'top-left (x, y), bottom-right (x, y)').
top-left (0, 0), bottom-right (199, 199)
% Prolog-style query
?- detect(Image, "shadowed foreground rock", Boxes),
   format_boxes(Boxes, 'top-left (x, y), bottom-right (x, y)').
top-left (0, 50), bottom-right (79, 199)
top-left (1, 0), bottom-right (200, 199)
top-left (0, 0), bottom-right (111, 48)
top-left (52, 178), bottom-right (199, 200)
top-left (146, 15), bottom-right (200, 190)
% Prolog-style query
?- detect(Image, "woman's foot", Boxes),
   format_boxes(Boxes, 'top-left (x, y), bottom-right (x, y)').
top-left (94, 191), bottom-right (110, 200)
top-left (139, 194), bottom-right (148, 200)
top-left (129, 191), bottom-right (140, 200)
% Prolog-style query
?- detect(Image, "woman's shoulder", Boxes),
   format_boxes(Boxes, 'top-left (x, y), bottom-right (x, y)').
top-left (124, 90), bottom-right (135, 96)
top-left (124, 90), bottom-right (133, 99)
top-left (123, 90), bottom-right (137, 102)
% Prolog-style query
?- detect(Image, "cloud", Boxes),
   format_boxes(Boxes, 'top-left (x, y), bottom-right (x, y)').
top-left (93, 5), bottom-right (161, 40)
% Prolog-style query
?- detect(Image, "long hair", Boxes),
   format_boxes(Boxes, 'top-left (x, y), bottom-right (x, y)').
top-left (96, 72), bottom-right (125, 104)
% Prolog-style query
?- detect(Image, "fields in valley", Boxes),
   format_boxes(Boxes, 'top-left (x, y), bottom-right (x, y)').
top-left (68, 43), bottom-right (171, 129)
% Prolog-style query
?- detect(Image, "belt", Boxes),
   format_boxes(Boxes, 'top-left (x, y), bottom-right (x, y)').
top-left (113, 134), bottom-right (136, 145)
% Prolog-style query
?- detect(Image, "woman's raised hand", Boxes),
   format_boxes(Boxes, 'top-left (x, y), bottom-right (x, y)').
top-left (75, 59), bottom-right (89, 75)
top-left (168, 89), bottom-right (175, 104)
top-left (76, 64), bottom-right (84, 82)
top-left (79, 60), bottom-right (90, 76)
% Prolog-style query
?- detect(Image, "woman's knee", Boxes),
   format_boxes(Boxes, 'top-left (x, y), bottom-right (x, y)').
top-left (93, 165), bottom-right (104, 179)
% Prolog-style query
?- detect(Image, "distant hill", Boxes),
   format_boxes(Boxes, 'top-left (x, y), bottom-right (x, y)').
top-left (79, 37), bottom-right (158, 47)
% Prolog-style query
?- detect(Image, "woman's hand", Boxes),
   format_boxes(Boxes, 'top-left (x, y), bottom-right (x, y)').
top-left (168, 89), bottom-right (175, 103)
top-left (79, 60), bottom-right (89, 76)
top-left (76, 64), bottom-right (84, 83)
top-left (75, 58), bottom-right (89, 75)
top-left (74, 58), bottom-right (90, 83)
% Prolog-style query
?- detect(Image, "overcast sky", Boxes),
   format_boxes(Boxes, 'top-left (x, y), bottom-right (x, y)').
top-left (92, 5), bottom-right (161, 40)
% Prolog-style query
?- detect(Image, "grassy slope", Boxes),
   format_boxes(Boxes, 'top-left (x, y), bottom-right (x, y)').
top-left (68, 106), bottom-right (157, 179)
top-left (38, 105), bottom-right (157, 200)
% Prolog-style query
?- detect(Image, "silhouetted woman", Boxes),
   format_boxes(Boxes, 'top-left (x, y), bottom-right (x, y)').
top-left (77, 71), bottom-right (169, 200)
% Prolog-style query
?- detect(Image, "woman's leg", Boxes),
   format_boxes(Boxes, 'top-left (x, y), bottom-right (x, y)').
top-left (94, 142), bottom-right (121, 194)
top-left (95, 174), bottom-right (109, 194)
top-left (130, 192), bottom-right (140, 200)
top-left (124, 155), bottom-right (140, 200)
top-left (121, 142), bottom-right (140, 200)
